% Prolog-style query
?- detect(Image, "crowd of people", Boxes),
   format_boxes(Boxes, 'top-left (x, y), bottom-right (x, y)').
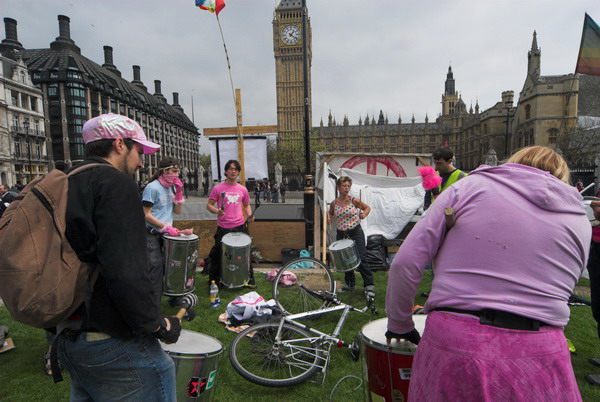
top-left (254, 181), bottom-right (287, 203)
top-left (1, 113), bottom-right (599, 401)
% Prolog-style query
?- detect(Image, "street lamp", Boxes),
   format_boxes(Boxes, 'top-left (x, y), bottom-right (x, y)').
top-left (504, 100), bottom-right (513, 158)
top-left (23, 119), bottom-right (32, 183)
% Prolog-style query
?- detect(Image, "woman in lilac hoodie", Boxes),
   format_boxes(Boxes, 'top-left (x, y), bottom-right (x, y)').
top-left (386, 146), bottom-right (590, 401)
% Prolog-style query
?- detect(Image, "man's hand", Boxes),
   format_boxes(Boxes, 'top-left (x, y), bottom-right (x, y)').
top-left (152, 316), bottom-right (182, 344)
top-left (385, 328), bottom-right (421, 345)
top-left (591, 200), bottom-right (600, 221)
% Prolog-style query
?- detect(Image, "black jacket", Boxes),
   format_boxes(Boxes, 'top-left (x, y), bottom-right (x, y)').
top-left (66, 158), bottom-right (161, 339)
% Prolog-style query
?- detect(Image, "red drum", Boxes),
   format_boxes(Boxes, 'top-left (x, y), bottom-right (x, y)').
top-left (361, 316), bottom-right (427, 401)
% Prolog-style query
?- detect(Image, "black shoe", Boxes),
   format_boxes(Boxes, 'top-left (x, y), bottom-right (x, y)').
top-left (337, 284), bottom-right (355, 293)
top-left (245, 277), bottom-right (257, 289)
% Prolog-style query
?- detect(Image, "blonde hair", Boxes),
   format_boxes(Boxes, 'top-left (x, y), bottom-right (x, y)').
top-left (506, 146), bottom-right (570, 184)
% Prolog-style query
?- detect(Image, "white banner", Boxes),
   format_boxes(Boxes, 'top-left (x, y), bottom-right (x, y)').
top-left (210, 137), bottom-right (268, 182)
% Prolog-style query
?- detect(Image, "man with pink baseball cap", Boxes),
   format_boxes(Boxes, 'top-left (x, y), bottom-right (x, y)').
top-left (82, 113), bottom-right (160, 155)
top-left (55, 114), bottom-right (180, 400)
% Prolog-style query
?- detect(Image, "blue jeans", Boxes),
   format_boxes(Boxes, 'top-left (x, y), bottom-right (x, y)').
top-left (57, 333), bottom-right (176, 401)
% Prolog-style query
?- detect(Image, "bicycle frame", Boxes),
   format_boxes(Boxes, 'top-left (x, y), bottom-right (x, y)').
top-left (272, 298), bottom-right (369, 380)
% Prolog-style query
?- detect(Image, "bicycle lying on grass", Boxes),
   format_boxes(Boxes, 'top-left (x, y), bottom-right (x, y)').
top-left (229, 257), bottom-right (377, 387)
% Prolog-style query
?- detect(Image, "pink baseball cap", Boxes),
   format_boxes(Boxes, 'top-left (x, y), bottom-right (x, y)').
top-left (82, 113), bottom-right (160, 155)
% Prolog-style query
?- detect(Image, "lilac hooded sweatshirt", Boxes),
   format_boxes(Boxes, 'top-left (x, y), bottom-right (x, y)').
top-left (386, 163), bottom-right (591, 334)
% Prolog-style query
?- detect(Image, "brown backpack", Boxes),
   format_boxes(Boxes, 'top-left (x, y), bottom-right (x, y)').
top-left (0, 163), bottom-right (113, 328)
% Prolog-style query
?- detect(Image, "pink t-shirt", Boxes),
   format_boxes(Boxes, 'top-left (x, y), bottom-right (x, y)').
top-left (209, 182), bottom-right (250, 229)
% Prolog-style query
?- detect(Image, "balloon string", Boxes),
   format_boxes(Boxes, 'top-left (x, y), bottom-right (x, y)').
top-left (216, 14), bottom-right (241, 137)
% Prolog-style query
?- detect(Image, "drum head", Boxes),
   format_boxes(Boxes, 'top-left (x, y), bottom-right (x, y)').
top-left (162, 330), bottom-right (223, 355)
top-left (583, 198), bottom-right (599, 221)
top-left (330, 239), bottom-right (355, 251)
top-left (361, 316), bottom-right (427, 352)
top-left (163, 233), bottom-right (199, 241)
top-left (222, 232), bottom-right (252, 247)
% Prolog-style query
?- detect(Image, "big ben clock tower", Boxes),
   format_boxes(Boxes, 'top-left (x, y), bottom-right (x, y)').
top-left (273, 0), bottom-right (312, 149)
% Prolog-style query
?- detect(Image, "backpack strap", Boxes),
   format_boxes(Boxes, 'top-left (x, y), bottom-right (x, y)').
top-left (67, 162), bottom-right (118, 177)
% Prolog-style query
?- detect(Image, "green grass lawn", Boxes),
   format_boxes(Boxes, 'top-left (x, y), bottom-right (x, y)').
top-left (1, 270), bottom-right (600, 401)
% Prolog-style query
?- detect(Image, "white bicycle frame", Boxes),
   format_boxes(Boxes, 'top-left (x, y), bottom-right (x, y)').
top-left (272, 298), bottom-right (369, 383)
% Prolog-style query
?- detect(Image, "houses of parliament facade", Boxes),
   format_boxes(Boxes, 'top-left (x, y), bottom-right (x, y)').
top-left (274, 2), bottom-right (599, 172)
top-left (313, 31), bottom-right (599, 171)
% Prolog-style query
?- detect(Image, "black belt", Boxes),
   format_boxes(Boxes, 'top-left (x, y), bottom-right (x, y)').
top-left (434, 308), bottom-right (547, 331)
top-left (146, 226), bottom-right (160, 235)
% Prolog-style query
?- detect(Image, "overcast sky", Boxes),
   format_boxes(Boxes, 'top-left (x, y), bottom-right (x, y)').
top-left (3, 0), bottom-right (597, 153)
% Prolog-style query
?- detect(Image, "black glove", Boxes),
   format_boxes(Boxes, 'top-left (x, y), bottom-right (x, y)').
top-left (152, 316), bottom-right (182, 344)
top-left (385, 328), bottom-right (421, 345)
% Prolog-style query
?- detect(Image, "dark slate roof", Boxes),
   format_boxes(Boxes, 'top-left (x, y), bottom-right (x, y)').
top-left (17, 46), bottom-right (197, 132)
top-left (277, 0), bottom-right (302, 10)
top-left (578, 74), bottom-right (600, 118)
top-left (0, 54), bottom-right (17, 76)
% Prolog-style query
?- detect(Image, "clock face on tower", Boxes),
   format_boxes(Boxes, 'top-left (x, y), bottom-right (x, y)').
top-left (281, 24), bottom-right (301, 46)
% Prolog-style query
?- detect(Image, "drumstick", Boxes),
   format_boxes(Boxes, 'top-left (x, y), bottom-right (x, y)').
top-left (220, 191), bottom-right (226, 211)
top-left (359, 189), bottom-right (363, 219)
top-left (174, 294), bottom-right (198, 321)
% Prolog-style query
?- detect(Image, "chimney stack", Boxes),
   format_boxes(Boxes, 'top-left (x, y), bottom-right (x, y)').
top-left (172, 92), bottom-right (180, 106)
top-left (102, 45), bottom-right (121, 77)
top-left (153, 80), bottom-right (166, 102)
top-left (133, 65), bottom-right (141, 82)
top-left (103, 45), bottom-right (114, 65)
top-left (0, 17), bottom-right (24, 53)
top-left (57, 15), bottom-right (71, 39)
top-left (50, 15), bottom-right (80, 53)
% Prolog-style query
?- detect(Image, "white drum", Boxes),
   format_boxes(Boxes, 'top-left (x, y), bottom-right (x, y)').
top-left (161, 329), bottom-right (224, 401)
top-left (221, 232), bottom-right (252, 288)
top-left (329, 239), bottom-right (360, 272)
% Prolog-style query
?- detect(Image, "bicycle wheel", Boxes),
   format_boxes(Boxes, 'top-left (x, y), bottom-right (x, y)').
top-left (273, 257), bottom-right (335, 315)
top-left (229, 322), bottom-right (321, 387)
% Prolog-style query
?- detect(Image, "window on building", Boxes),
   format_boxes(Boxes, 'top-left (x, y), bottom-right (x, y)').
top-left (12, 115), bottom-right (19, 129)
top-left (47, 85), bottom-right (58, 97)
top-left (14, 137), bottom-right (21, 157)
top-left (483, 124), bottom-right (488, 135)
top-left (30, 97), bottom-right (37, 111)
top-left (11, 90), bottom-right (18, 106)
top-left (525, 104), bottom-right (531, 120)
top-left (20, 71), bottom-right (26, 83)
top-left (377, 137), bottom-right (383, 144)
top-left (67, 71), bottom-right (82, 79)
top-left (35, 141), bottom-right (41, 158)
top-left (21, 93), bottom-right (28, 108)
top-left (548, 128), bottom-right (558, 144)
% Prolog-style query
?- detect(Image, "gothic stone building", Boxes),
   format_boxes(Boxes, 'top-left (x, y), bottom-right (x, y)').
top-left (0, 16), bottom-right (201, 185)
top-left (314, 32), bottom-right (600, 172)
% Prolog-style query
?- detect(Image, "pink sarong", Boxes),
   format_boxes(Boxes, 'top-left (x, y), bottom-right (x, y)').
top-left (408, 311), bottom-right (581, 401)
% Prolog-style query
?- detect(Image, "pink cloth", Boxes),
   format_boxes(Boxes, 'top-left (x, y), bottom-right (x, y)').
top-left (386, 164), bottom-right (590, 334)
top-left (408, 312), bottom-right (581, 401)
top-left (209, 182), bottom-right (250, 229)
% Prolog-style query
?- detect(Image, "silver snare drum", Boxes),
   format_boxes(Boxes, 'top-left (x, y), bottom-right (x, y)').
top-left (161, 330), bottom-right (224, 401)
top-left (329, 239), bottom-right (360, 272)
top-left (163, 234), bottom-right (199, 296)
top-left (221, 232), bottom-right (252, 288)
